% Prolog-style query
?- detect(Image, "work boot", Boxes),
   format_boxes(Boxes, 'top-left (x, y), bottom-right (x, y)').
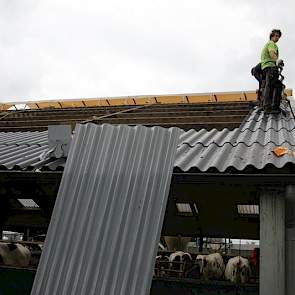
top-left (263, 106), bottom-right (272, 114)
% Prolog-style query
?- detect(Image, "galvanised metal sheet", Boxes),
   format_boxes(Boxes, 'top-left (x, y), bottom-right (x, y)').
top-left (30, 123), bottom-right (181, 295)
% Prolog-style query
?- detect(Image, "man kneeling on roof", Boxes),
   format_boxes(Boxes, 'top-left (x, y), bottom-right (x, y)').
top-left (260, 29), bottom-right (283, 114)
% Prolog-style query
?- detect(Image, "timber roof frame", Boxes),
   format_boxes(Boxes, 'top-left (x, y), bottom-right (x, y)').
top-left (1, 89), bottom-right (292, 110)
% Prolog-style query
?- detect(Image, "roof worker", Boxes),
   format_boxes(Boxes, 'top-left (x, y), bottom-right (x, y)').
top-left (260, 29), bottom-right (283, 114)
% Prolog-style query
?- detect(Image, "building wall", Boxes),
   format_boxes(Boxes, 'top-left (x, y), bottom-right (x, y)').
top-left (150, 279), bottom-right (258, 295)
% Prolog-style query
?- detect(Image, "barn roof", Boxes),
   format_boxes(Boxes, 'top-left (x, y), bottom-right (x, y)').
top-left (1, 99), bottom-right (295, 174)
top-left (1, 94), bottom-right (295, 237)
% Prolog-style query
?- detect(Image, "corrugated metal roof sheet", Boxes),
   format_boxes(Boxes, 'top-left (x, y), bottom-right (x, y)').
top-left (31, 124), bottom-right (181, 295)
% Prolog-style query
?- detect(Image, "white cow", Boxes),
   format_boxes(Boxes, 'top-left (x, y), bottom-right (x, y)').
top-left (0, 242), bottom-right (31, 267)
top-left (169, 251), bottom-right (193, 277)
top-left (225, 256), bottom-right (250, 283)
top-left (196, 253), bottom-right (225, 280)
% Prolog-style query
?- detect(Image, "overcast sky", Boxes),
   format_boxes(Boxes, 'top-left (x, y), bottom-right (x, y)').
top-left (0, 0), bottom-right (294, 102)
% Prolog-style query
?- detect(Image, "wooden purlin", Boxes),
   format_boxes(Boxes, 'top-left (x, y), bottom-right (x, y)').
top-left (3, 89), bottom-right (293, 110)
top-left (0, 103), bottom-right (14, 111)
top-left (0, 101), bottom-right (251, 132)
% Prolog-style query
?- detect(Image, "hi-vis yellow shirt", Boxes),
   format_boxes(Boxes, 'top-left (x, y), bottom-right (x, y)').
top-left (261, 40), bottom-right (279, 70)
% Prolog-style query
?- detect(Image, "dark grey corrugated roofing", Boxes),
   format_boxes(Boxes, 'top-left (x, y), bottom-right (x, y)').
top-left (1, 104), bottom-right (295, 173)
top-left (175, 141), bottom-right (295, 172)
top-left (0, 130), bottom-right (67, 171)
top-left (0, 131), bottom-right (51, 170)
top-left (31, 124), bottom-right (181, 295)
top-left (175, 105), bottom-right (295, 172)
top-left (0, 131), bottom-right (48, 145)
top-left (180, 127), bottom-right (295, 147)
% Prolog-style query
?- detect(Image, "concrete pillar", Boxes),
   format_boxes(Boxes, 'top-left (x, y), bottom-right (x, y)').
top-left (285, 185), bottom-right (295, 295)
top-left (260, 190), bottom-right (285, 295)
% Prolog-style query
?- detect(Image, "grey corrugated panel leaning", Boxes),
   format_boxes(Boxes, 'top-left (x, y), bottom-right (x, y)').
top-left (30, 123), bottom-right (181, 295)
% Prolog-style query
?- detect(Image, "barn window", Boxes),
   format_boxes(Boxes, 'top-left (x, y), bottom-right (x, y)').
top-left (17, 199), bottom-right (39, 208)
top-left (237, 204), bottom-right (259, 216)
top-left (176, 202), bottom-right (199, 216)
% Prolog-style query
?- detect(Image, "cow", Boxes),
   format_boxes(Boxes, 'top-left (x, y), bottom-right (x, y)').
top-left (25, 243), bottom-right (43, 267)
top-left (196, 253), bottom-right (225, 280)
top-left (154, 254), bottom-right (170, 277)
top-left (225, 256), bottom-right (251, 284)
top-left (0, 242), bottom-right (31, 267)
top-left (169, 251), bottom-right (193, 278)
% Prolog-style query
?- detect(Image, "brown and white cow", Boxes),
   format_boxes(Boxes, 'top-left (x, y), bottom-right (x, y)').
top-left (0, 242), bottom-right (31, 267)
top-left (225, 256), bottom-right (251, 283)
top-left (196, 253), bottom-right (225, 280)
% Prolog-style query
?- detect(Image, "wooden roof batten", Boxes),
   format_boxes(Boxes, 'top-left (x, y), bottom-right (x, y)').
top-left (1, 89), bottom-right (293, 111)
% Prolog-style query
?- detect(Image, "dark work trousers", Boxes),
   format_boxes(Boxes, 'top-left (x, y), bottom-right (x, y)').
top-left (272, 80), bottom-right (283, 109)
top-left (262, 67), bottom-right (279, 111)
top-left (251, 63), bottom-right (264, 106)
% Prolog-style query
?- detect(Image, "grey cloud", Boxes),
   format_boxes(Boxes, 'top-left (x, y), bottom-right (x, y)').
top-left (0, 0), bottom-right (294, 102)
